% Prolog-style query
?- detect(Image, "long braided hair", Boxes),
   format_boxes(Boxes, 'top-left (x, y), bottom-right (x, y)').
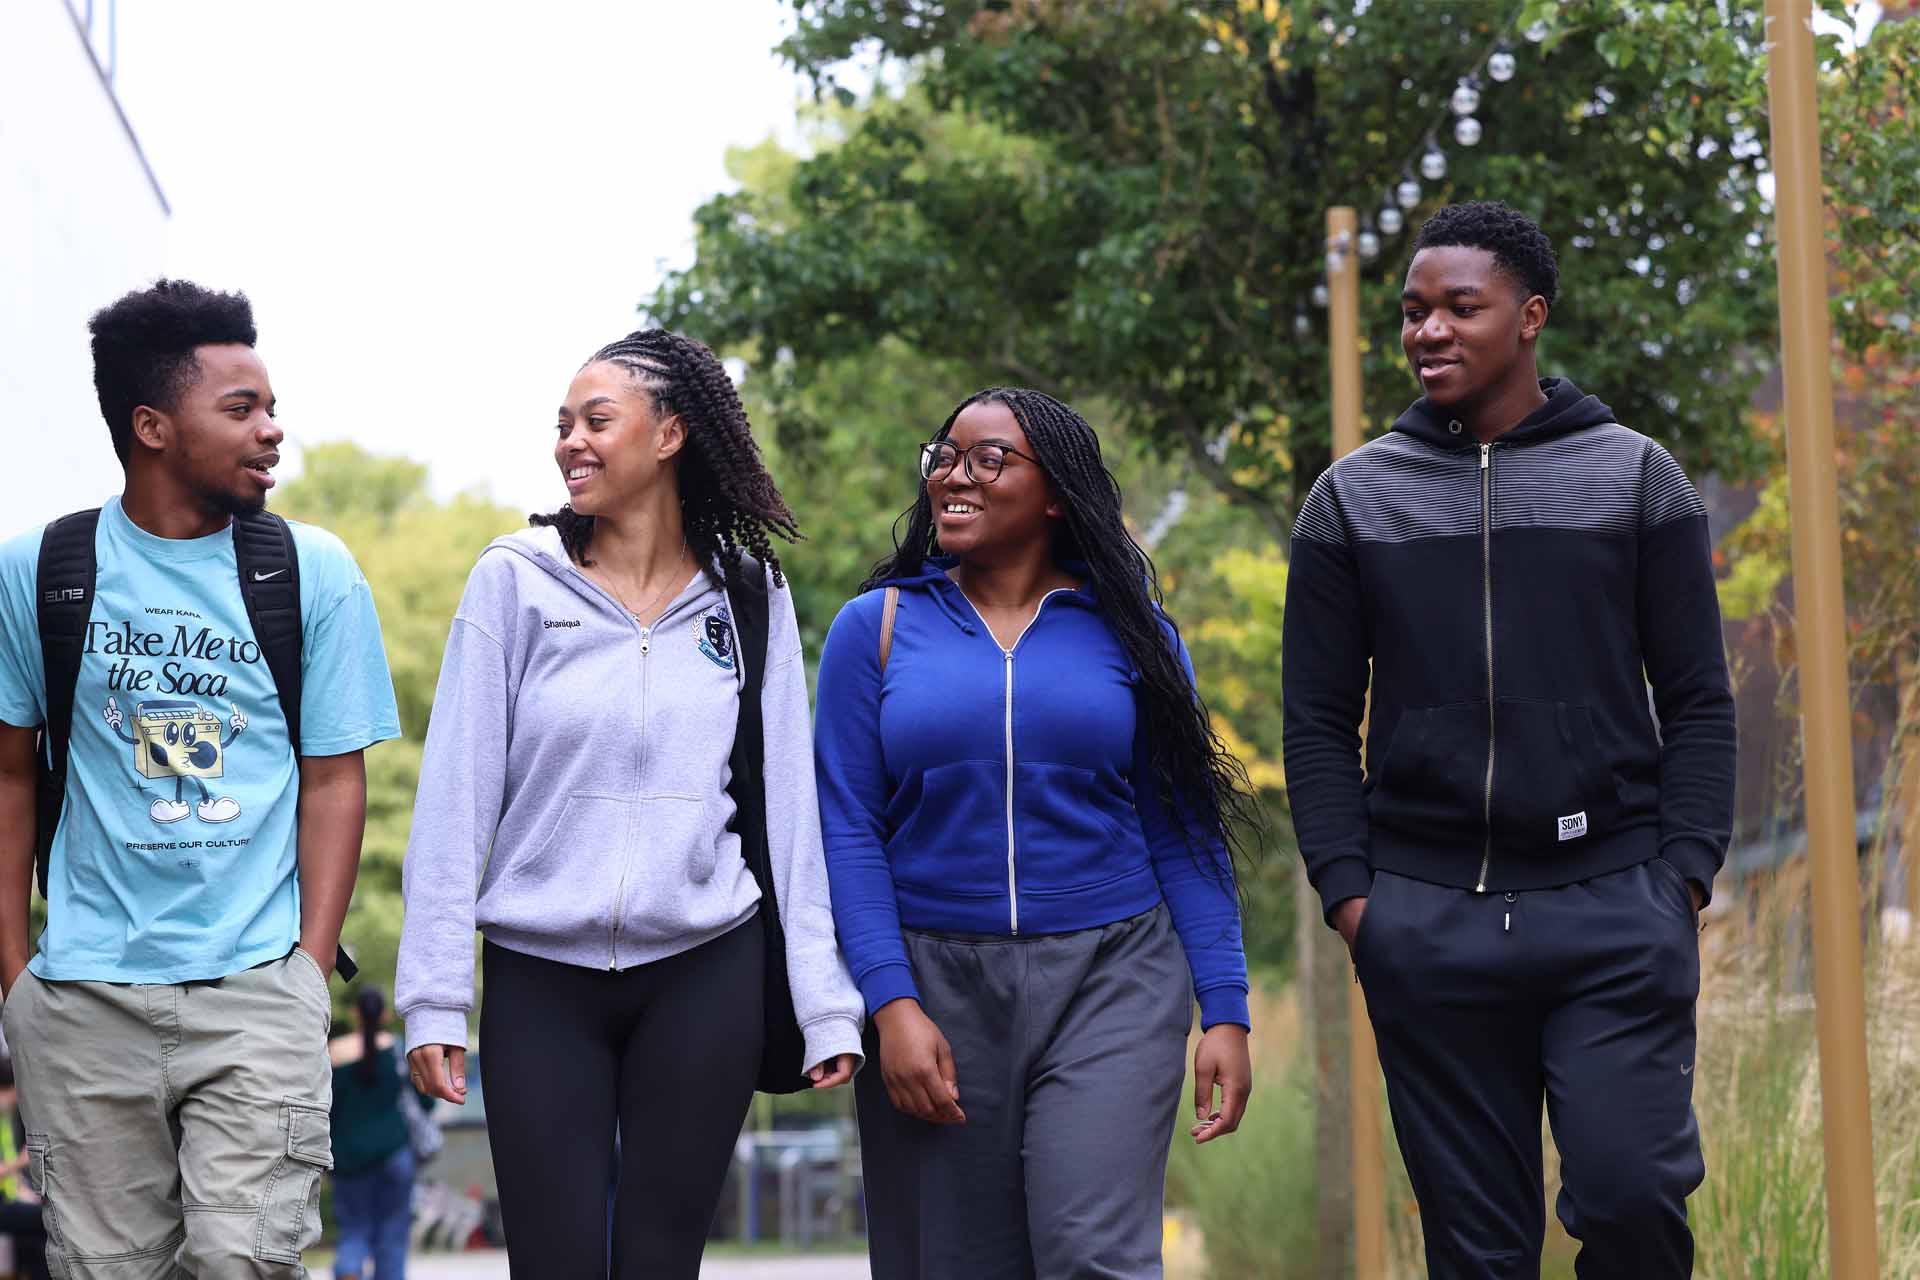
top-left (531, 330), bottom-right (798, 583)
top-left (864, 388), bottom-right (1263, 872)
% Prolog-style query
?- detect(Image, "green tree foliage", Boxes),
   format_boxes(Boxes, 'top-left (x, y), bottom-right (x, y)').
top-left (704, 120), bottom-right (1319, 975)
top-left (648, 0), bottom-right (1806, 536)
top-left (272, 443), bottom-right (523, 1021)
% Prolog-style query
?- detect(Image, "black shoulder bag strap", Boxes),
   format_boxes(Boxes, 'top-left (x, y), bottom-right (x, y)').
top-left (230, 510), bottom-right (356, 982)
top-left (723, 558), bottom-right (808, 1093)
top-left (34, 509), bottom-right (103, 898)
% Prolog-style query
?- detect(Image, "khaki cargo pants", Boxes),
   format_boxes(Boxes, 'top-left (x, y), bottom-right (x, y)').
top-left (0, 947), bottom-right (335, 1278)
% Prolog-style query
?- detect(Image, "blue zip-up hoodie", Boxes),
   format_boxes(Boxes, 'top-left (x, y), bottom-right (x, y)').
top-left (814, 561), bottom-right (1249, 1030)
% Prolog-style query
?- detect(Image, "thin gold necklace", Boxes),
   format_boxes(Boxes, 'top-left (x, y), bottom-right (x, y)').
top-left (604, 543), bottom-right (690, 625)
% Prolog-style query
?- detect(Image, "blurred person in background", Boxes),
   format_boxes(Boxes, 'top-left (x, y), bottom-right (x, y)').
top-left (396, 329), bottom-right (862, 1278)
top-left (328, 986), bottom-right (422, 1280)
top-left (0, 1056), bottom-right (48, 1280)
top-left (814, 387), bottom-right (1256, 1279)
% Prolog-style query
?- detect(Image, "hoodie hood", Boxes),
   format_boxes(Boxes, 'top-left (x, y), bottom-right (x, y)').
top-left (875, 558), bottom-right (977, 636)
top-left (486, 526), bottom-right (588, 593)
top-left (876, 556), bottom-right (1105, 638)
top-left (487, 526), bottom-right (741, 621)
top-left (1392, 377), bottom-right (1615, 449)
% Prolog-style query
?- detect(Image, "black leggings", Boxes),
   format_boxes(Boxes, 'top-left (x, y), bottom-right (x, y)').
top-left (480, 912), bottom-right (764, 1278)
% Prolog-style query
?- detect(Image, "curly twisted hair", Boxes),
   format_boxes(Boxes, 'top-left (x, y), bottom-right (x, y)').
top-left (864, 388), bottom-right (1263, 873)
top-left (532, 330), bottom-right (798, 583)
top-left (1412, 200), bottom-right (1559, 306)
top-left (89, 279), bottom-right (258, 466)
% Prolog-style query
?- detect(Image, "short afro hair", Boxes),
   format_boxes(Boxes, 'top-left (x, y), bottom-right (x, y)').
top-left (1411, 201), bottom-right (1559, 306)
top-left (89, 279), bottom-right (257, 465)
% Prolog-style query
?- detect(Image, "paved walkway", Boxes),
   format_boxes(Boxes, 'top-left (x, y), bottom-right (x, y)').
top-left (401, 1250), bottom-right (871, 1278)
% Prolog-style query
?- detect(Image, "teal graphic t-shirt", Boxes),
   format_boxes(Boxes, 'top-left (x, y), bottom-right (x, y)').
top-left (0, 498), bottom-right (401, 982)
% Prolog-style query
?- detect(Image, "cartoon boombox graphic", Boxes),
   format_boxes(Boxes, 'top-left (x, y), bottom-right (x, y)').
top-left (133, 700), bottom-right (226, 780)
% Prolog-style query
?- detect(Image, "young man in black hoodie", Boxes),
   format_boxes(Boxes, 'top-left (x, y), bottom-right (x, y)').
top-left (1282, 201), bottom-right (1734, 1278)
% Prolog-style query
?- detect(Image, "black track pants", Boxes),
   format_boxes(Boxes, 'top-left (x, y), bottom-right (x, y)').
top-left (479, 913), bottom-right (764, 1279)
top-left (1354, 861), bottom-right (1704, 1280)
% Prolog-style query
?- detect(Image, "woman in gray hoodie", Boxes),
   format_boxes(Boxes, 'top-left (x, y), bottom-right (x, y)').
top-left (395, 330), bottom-right (863, 1277)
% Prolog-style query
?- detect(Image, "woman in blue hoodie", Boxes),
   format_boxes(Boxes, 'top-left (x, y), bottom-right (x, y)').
top-left (396, 330), bottom-right (863, 1278)
top-left (815, 387), bottom-right (1256, 1278)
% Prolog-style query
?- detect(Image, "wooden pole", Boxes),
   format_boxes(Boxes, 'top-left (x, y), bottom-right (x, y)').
top-left (1763, 3), bottom-right (1880, 1275)
top-left (1327, 206), bottom-right (1388, 1280)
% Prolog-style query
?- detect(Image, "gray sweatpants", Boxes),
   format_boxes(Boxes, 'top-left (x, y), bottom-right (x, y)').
top-left (1, 948), bottom-right (335, 1278)
top-left (856, 905), bottom-right (1192, 1280)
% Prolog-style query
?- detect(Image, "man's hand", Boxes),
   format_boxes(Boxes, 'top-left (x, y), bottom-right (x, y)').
top-left (807, 1053), bottom-right (858, 1090)
top-left (1690, 883), bottom-right (1706, 915)
top-left (408, 1044), bottom-right (468, 1105)
top-left (874, 998), bottom-right (965, 1125)
top-left (1332, 896), bottom-right (1368, 951)
top-left (1191, 1024), bottom-right (1253, 1144)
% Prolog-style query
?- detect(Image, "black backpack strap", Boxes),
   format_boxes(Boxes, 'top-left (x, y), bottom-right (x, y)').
top-left (230, 510), bottom-right (303, 757)
top-left (34, 509), bottom-right (102, 899)
top-left (230, 513), bottom-right (357, 980)
top-left (722, 558), bottom-right (806, 1092)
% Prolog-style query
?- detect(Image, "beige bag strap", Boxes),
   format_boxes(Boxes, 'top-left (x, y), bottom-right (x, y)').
top-left (878, 586), bottom-right (900, 673)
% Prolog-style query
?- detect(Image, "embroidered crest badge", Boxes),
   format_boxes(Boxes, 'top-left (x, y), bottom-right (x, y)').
top-left (698, 605), bottom-right (736, 670)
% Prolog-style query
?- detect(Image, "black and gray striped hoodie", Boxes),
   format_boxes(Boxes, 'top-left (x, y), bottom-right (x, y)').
top-left (1281, 378), bottom-right (1736, 922)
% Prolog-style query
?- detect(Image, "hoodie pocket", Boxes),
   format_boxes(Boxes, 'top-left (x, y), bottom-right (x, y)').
top-left (1367, 703), bottom-right (1489, 839)
top-left (1490, 700), bottom-right (1623, 851)
top-left (1017, 763), bottom-right (1135, 895)
top-left (499, 792), bottom-right (633, 932)
top-left (637, 793), bottom-right (720, 884)
top-left (888, 760), bottom-right (1014, 897)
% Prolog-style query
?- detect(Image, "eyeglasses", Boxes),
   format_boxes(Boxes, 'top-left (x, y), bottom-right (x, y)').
top-left (919, 439), bottom-right (1042, 485)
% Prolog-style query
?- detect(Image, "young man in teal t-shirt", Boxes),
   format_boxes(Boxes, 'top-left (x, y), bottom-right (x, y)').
top-left (0, 280), bottom-right (401, 1275)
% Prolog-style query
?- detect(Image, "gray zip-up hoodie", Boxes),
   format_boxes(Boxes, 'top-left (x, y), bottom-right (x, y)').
top-left (395, 528), bottom-right (863, 1073)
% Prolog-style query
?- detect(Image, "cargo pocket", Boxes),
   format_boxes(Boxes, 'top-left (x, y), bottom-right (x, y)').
top-left (251, 1103), bottom-right (332, 1265)
top-left (26, 1135), bottom-right (65, 1259)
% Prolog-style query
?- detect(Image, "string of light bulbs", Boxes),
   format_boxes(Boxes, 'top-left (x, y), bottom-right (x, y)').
top-left (1297, 12), bottom-right (1551, 335)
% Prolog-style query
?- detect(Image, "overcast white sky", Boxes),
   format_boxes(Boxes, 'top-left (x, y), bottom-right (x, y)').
top-left (111, 1), bottom-right (812, 515)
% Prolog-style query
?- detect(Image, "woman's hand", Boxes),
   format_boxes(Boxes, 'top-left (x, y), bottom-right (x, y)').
top-left (874, 999), bottom-right (966, 1125)
top-left (807, 1053), bottom-right (858, 1090)
top-left (1190, 1024), bottom-right (1252, 1144)
top-left (407, 1044), bottom-right (468, 1105)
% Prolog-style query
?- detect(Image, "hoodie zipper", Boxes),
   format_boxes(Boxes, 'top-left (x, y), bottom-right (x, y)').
top-left (608, 617), bottom-right (652, 969)
top-left (1475, 442), bottom-right (1496, 892)
top-left (593, 578), bottom-right (694, 971)
top-left (951, 585), bottom-right (1076, 934)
